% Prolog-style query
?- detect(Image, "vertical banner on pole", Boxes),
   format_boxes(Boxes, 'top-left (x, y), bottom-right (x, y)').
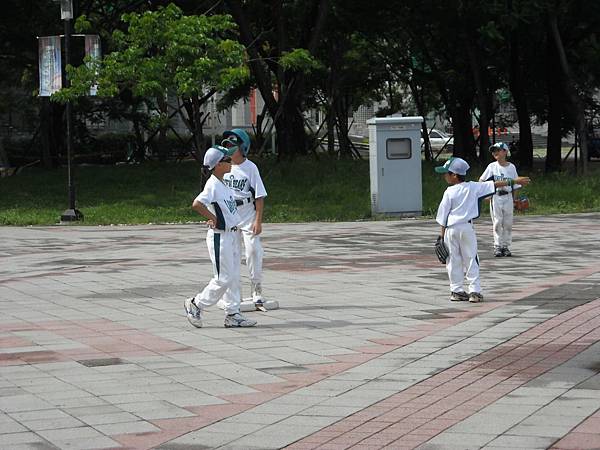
top-left (38, 36), bottom-right (62, 97)
top-left (85, 35), bottom-right (101, 96)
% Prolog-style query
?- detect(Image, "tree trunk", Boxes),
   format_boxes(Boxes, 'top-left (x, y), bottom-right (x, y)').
top-left (477, 103), bottom-right (491, 164)
top-left (327, 105), bottom-right (335, 156)
top-left (334, 95), bottom-right (353, 158)
top-left (466, 40), bottom-right (491, 164)
top-left (276, 94), bottom-right (307, 158)
top-left (546, 89), bottom-right (563, 172)
top-left (0, 136), bottom-right (9, 169)
top-left (507, 0), bottom-right (534, 169)
top-left (254, 102), bottom-right (268, 152)
top-left (156, 95), bottom-right (168, 162)
top-left (548, 10), bottom-right (588, 174)
top-left (191, 96), bottom-right (205, 161)
top-left (508, 57), bottom-right (534, 168)
top-left (409, 81), bottom-right (432, 160)
top-left (450, 100), bottom-right (476, 161)
top-left (39, 99), bottom-right (61, 168)
top-left (132, 117), bottom-right (145, 162)
top-left (546, 35), bottom-right (563, 173)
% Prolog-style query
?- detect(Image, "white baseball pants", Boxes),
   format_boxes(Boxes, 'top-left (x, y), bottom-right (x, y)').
top-left (194, 229), bottom-right (241, 315)
top-left (236, 203), bottom-right (264, 285)
top-left (445, 222), bottom-right (481, 294)
top-left (490, 194), bottom-right (514, 248)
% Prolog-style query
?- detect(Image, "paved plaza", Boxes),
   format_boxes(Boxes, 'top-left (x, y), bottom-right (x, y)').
top-left (1, 213), bottom-right (600, 450)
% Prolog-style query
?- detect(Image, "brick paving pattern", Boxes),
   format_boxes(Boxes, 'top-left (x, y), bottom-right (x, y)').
top-left (1, 213), bottom-right (599, 449)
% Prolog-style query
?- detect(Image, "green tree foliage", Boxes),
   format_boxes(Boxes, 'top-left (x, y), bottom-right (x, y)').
top-left (225, 0), bottom-right (330, 158)
top-left (54, 4), bottom-right (248, 161)
top-left (2, 0), bottom-right (599, 173)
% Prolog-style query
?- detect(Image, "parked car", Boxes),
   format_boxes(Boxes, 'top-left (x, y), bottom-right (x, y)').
top-left (421, 129), bottom-right (454, 152)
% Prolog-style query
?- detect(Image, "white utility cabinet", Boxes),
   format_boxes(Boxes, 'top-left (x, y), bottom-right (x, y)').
top-left (367, 116), bottom-right (423, 216)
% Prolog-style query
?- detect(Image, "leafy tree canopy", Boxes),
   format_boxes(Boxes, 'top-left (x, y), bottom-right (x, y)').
top-left (53, 3), bottom-right (248, 102)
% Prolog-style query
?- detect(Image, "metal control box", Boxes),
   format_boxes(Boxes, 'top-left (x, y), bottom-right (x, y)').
top-left (367, 116), bottom-right (423, 216)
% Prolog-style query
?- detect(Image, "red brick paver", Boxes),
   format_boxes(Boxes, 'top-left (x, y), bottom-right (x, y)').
top-left (551, 410), bottom-right (600, 450)
top-left (286, 298), bottom-right (600, 449)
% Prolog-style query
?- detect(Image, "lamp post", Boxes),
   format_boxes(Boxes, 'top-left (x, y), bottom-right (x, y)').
top-left (57, 0), bottom-right (83, 222)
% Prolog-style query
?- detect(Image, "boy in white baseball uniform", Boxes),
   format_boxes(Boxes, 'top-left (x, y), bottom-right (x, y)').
top-left (435, 157), bottom-right (530, 303)
top-left (479, 142), bottom-right (521, 257)
top-left (184, 145), bottom-right (257, 328)
top-left (220, 129), bottom-right (268, 309)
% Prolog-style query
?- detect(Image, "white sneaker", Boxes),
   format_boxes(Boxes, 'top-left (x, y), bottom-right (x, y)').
top-left (449, 291), bottom-right (469, 302)
top-left (469, 292), bottom-right (484, 303)
top-left (224, 312), bottom-right (257, 328)
top-left (184, 297), bottom-right (203, 328)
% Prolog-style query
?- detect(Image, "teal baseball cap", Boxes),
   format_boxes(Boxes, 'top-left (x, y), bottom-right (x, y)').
top-left (489, 142), bottom-right (509, 153)
top-left (434, 157), bottom-right (470, 176)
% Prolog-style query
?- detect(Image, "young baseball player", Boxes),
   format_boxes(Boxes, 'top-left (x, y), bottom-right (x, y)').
top-left (479, 142), bottom-right (521, 257)
top-left (435, 157), bottom-right (530, 303)
top-left (220, 129), bottom-right (268, 309)
top-left (184, 145), bottom-right (257, 328)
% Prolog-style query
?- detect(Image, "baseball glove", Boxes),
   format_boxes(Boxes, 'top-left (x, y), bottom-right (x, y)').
top-left (434, 236), bottom-right (449, 264)
top-left (514, 195), bottom-right (530, 211)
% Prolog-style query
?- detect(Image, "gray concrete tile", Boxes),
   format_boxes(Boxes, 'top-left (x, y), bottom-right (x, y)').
top-left (0, 414), bottom-right (28, 434)
top-left (78, 411), bottom-right (139, 425)
top-left (1, 216), bottom-right (600, 449)
top-left (93, 420), bottom-right (160, 435)
top-left (486, 434), bottom-right (558, 448)
top-left (0, 432), bottom-right (51, 446)
top-left (507, 423), bottom-right (575, 438)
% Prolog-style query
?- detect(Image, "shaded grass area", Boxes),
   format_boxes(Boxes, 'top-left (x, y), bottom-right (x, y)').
top-left (1, 158), bottom-right (599, 226)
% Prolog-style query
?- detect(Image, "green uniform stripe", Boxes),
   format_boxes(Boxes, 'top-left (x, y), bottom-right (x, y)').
top-left (214, 233), bottom-right (221, 277)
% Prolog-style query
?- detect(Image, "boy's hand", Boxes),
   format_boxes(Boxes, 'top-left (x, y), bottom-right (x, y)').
top-left (252, 221), bottom-right (262, 235)
top-left (516, 176), bottom-right (531, 186)
top-left (206, 214), bottom-right (217, 229)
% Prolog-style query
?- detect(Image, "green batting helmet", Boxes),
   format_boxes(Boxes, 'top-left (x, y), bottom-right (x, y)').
top-left (222, 128), bottom-right (251, 156)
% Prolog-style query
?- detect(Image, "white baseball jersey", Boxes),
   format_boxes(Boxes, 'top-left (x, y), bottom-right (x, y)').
top-left (195, 175), bottom-right (241, 231)
top-left (223, 159), bottom-right (267, 201)
top-left (222, 159), bottom-right (267, 289)
top-left (479, 161), bottom-right (520, 194)
top-left (436, 181), bottom-right (495, 228)
top-left (479, 161), bottom-right (520, 248)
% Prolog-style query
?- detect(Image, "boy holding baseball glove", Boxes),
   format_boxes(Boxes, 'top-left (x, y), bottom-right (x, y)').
top-left (434, 157), bottom-right (530, 303)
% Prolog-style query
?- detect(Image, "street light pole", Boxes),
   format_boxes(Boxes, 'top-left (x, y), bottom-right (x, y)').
top-left (59, 0), bottom-right (83, 222)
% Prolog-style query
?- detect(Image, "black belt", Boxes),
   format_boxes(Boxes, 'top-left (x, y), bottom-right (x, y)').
top-left (496, 190), bottom-right (511, 196)
top-left (235, 198), bottom-right (253, 206)
top-left (215, 226), bottom-right (238, 232)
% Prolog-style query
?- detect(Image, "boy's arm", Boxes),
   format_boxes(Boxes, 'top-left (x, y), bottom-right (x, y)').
top-left (512, 165), bottom-right (522, 191)
top-left (192, 199), bottom-right (217, 228)
top-left (494, 176), bottom-right (530, 188)
top-left (252, 197), bottom-right (265, 235)
top-left (436, 191), bottom-right (451, 236)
